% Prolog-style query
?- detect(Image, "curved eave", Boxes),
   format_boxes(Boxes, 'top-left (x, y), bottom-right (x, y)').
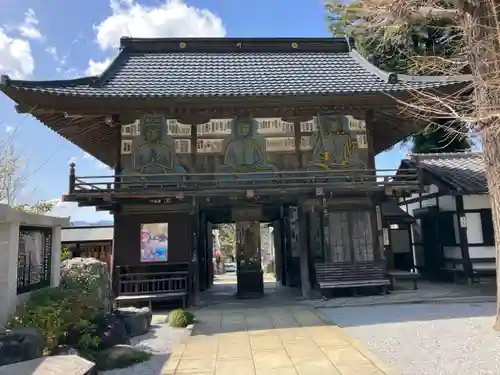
top-left (2, 81), bottom-right (469, 99)
top-left (32, 111), bottom-right (113, 166)
top-left (1, 82), bottom-right (469, 118)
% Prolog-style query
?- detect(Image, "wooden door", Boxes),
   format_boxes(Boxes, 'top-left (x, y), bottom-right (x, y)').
top-left (326, 210), bottom-right (374, 263)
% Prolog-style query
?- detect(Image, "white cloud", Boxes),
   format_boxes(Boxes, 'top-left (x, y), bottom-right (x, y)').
top-left (45, 46), bottom-right (67, 65)
top-left (0, 28), bottom-right (34, 79)
top-left (5, 125), bottom-right (13, 133)
top-left (86, 0), bottom-right (226, 74)
top-left (82, 152), bottom-right (112, 170)
top-left (86, 57), bottom-right (113, 75)
top-left (96, 161), bottom-right (111, 169)
top-left (18, 9), bottom-right (43, 41)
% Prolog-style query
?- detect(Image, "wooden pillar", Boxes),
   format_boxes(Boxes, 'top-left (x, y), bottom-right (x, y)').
top-left (190, 122), bottom-right (198, 168)
top-left (279, 204), bottom-right (288, 286)
top-left (112, 114), bottom-right (122, 182)
top-left (364, 109), bottom-right (376, 170)
top-left (69, 162), bottom-right (76, 193)
top-left (198, 211), bottom-right (207, 291)
top-left (365, 110), bottom-right (382, 262)
top-left (298, 204), bottom-right (311, 299)
top-left (322, 198), bottom-right (330, 262)
top-left (455, 195), bottom-right (474, 280)
top-left (273, 220), bottom-right (282, 283)
top-left (293, 119), bottom-right (303, 168)
top-left (191, 200), bottom-right (200, 306)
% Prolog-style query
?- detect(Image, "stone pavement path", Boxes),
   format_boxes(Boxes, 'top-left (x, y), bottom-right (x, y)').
top-left (162, 306), bottom-right (393, 375)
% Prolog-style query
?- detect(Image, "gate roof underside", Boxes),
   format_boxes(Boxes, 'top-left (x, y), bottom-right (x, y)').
top-left (0, 37), bottom-right (471, 166)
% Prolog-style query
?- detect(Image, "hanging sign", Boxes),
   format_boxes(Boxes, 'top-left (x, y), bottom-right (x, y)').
top-left (460, 215), bottom-right (467, 228)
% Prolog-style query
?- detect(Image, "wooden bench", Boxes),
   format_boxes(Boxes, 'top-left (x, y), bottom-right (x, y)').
top-left (115, 271), bottom-right (188, 310)
top-left (315, 262), bottom-right (390, 293)
top-left (441, 258), bottom-right (496, 284)
top-left (386, 270), bottom-right (420, 290)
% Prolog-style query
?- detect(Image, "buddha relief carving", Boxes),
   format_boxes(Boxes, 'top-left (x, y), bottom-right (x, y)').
top-left (308, 113), bottom-right (364, 171)
top-left (121, 114), bottom-right (186, 182)
top-left (217, 115), bottom-right (276, 179)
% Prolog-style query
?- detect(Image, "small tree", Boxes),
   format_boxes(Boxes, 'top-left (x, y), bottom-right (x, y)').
top-left (0, 144), bottom-right (26, 205)
top-left (326, 0), bottom-right (472, 153)
top-left (218, 224), bottom-right (236, 260)
top-left (14, 200), bottom-right (55, 215)
top-left (328, 0), bottom-right (500, 330)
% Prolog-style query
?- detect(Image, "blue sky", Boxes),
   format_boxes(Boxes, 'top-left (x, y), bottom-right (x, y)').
top-left (0, 0), bottom-right (407, 221)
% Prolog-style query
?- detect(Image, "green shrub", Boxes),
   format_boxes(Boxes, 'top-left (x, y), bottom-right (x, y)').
top-left (167, 309), bottom-right (195, 328)
top-left (8, 259), bottom-right (110, 353)
top-left (8, 286), bottom-right (100, 353)
top-left (61, 247), bottom-right (71, 262)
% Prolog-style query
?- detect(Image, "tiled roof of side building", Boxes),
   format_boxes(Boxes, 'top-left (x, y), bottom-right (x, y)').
top-left (401, 152), bottom-right (487, 194)
top-left (0, 37), bottom-right (472, 98)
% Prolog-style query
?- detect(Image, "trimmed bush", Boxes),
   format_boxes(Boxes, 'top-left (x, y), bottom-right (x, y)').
top-left (167, 309), bottom-right (195, 328)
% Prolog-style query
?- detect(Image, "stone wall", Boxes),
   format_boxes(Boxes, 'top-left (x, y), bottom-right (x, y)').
top-left (0, 204), bottom-right (69, 325)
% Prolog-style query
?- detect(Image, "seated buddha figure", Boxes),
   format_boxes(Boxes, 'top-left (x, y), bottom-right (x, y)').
top-left (307, 113), bottom-right (364, 179)
top-left (121, 115), bottom-right (186, 183)
top-left (217, 115), bottom-right (277, 180)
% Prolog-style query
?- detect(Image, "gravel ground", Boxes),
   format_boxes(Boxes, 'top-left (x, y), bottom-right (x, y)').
top-left (320, 302), bottom-right (500, 375)
top-left (102, 319), bottom-right (190, 375)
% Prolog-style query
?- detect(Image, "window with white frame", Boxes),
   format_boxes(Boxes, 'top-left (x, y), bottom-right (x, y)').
top-left (356, 134), bottom-right (368, 149)
top-left (466, 212), bottom-right (484, 244)
top-left (175, 139), bottom-right (191, 153)
top-left (121, 140), bottom-right (132, 154)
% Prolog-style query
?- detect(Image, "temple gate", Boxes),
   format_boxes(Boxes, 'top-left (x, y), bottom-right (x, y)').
top-left (0, 37), bottom-right (468, 304)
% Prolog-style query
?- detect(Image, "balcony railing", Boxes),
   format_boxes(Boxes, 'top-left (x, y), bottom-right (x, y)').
top-left (66, 163), bottom-right (421, 200)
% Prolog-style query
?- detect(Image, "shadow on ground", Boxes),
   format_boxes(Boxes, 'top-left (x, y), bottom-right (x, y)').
top-left (320, 301), bottom-right (496, 327)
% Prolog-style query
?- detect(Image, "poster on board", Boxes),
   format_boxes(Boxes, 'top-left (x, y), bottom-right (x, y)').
top-left (140, 223), bottom-right (168, 262)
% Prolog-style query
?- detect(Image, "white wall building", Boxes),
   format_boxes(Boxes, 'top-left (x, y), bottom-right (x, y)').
top-left (395, 152), bottom-right (494, 281)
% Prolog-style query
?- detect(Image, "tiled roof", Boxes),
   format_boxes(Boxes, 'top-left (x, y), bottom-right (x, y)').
top-left (0, 37), bottom-right (470, 98)
top-left (62, 226), bottom-right (114, 243)
top-left (402, 152), bottom-right (487, 194)
top-left (382, 200), bottom-right (416, 223)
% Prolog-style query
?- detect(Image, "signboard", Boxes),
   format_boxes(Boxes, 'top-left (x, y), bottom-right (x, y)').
top-left (232, 206), bottom-right (262, 222)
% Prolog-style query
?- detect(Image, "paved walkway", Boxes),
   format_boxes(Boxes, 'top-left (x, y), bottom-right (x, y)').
top-left (162, 276), bottom-right (394, 375)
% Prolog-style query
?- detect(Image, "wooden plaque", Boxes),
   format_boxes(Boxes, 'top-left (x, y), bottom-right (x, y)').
top-left (232, 205), bottom-right (262, 222)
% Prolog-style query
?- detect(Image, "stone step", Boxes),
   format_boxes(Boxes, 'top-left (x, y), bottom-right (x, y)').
top-left (0, 355), bottom-right (95, 375)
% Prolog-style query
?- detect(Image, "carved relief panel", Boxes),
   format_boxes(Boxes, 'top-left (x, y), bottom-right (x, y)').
top-left (304, 113), bottom-right (368, 170)
top-left (120, 114), bottom-right (186, 182)
top-left (119, 113), bottom-right (370, 175)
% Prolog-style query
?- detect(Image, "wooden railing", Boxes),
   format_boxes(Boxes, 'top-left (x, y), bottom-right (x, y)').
top-left (67, 163), bottom-right (420, 198)
top-left (116, 263), bottom-right (190, 297)
top-left (118, 272), bottom-right (188, 295)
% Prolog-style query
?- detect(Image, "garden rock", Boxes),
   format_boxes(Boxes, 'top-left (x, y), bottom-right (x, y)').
top-left (0, 328), bottom-right (44, 366)
top-left (52, 345), bottom-right (80, 356)
top-left (63, 313), bottom-right (129, 351)
top-left (60, 257), bottom-right (113, 312)
top-left (94, 313), bottom-right (130, 350)
top-left (102, 344), bottom-right (144, 362)
top-left (115, 307), bottom-right (152, 337)
top-left (0, 355), bottom-right (95, 375)
top-left (98, 345), bottom-right (149, 370)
